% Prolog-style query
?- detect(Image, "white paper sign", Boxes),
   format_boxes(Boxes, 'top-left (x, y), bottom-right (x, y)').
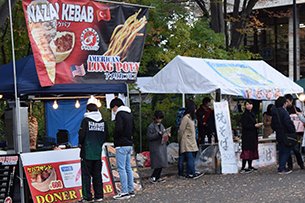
top-left (214, 101), bottom-right (238, 174)
top-left (252, 143), bottom-right (276, 167)
top-left (237, 143), bottom-right (276, 168)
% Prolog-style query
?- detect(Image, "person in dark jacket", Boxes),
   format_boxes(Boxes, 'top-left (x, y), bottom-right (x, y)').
top-left (240, 100), bottom-right (263, 173)
top-left (78, 98), bottom-right (107, 202)
top-left (271, 96), bottom-right (296, 174)
top-left (147, 110), bottom-right (169, 183)
top-left (196, 97), bottom-right (217, 144)
top-left (110, 98), bottom-right (135, 200)
top-left (284, 94), bottom-right (304, 170)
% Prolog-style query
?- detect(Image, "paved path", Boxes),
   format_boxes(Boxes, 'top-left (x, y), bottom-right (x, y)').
top-left (104, 165), bottom-right (305, 203)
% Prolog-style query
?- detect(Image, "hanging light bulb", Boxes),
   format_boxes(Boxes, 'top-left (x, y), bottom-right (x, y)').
top-left (75, 99), bottom-right (80, 108)
top-left (0, 94), bottom-right (2, 99)
top-left (97, 99), bottom-right (102, 108)
top-left (53, 100), bottom-right (58, 109)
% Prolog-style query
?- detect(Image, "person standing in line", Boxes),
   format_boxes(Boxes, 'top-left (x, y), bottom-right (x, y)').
top-left (196, 97), bottom-right (217, 144)
top-left (178, 100), bottom-right (203, 179)
top-left (284, 94), bottom-right (304, 170)
top-left (78, 98), bottom-right (107, 202)
top-left (240, 100), bottom-right (263, 173)
top-left (271, 96), bottom-right (296, 174)
top-left (110, 98), bottom-right (135, 200)
top-left (147, 110), bottom-right (169, 183)
top-left (263, 104), bottom-right (274, 138)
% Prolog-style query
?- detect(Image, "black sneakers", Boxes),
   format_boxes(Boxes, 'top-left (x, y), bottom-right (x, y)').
top-left (129, 191), bottom-right (136, 197)
top-left (113, 193), bottom-right (130, 200)
top-left (278, 169), bottom-right (292, 175)
top-left (240, 168), bottom-right (252, 174)
top-left (186, 172), bottom-right (204, 179)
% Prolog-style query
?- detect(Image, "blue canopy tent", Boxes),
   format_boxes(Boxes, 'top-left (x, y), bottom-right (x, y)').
top-left (0, 55), bottom-right (127, 97)
top-left (0, 55), bottom-right (127, 147)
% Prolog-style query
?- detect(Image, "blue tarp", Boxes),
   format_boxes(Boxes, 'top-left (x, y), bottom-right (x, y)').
top-left (45, 99), bottom-right (87, 147)
top-left (0, 55), bottom-right (127, 96)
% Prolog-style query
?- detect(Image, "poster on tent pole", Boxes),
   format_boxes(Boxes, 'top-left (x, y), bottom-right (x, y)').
top-left (22, 0), bottom-right (149, 87)
top-left (213, 101), bottom-right (238, 174)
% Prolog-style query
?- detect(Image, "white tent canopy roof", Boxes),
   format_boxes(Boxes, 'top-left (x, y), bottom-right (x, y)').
top-left (140, 55), bottom-right (303, 100)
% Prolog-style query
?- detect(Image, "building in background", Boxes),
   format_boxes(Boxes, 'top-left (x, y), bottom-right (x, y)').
top-left (228, 0), bottom-right (305, 80)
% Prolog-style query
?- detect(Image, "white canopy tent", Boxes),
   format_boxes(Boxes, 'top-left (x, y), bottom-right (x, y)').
top-left (140, 55), bottom-right (303, 99)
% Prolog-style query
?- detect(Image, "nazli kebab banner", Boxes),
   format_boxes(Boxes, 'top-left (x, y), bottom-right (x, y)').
top-left (22, 0), bottom-right (148, 87)
top-left (20, 148), bottom-right (115, 203)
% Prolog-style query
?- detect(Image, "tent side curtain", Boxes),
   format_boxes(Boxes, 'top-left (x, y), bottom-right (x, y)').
top-left (140, 55), bottom-right (303, 99)
top-left (0, 55), bottom-right (127, 96)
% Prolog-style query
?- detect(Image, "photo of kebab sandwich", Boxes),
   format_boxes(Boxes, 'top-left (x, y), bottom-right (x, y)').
top-left (27, 0), bottom-right (57, 84)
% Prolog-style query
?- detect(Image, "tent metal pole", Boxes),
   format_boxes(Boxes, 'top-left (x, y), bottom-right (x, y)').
top-left (126, 83), bottom-right (130, 107)
top-left (8, 0), bottom-right (25, 202)
top-left (139, 92), bottom-right (142, 152)
top-left (182, 93), bottom-right (185, 107)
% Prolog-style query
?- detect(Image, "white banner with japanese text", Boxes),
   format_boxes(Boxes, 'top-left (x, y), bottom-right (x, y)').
top-left (214, 101), bottom-right (238, 174)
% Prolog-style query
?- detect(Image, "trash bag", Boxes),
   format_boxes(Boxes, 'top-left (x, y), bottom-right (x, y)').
top-left (167, 143), bottom-right (179, 164)
top-left (136, 153), bottom-right (146, 168)
top-left (195, 144), bottom-right (220, 174)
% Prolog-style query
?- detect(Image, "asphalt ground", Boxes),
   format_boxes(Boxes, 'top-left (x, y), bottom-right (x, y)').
top-left (104, 164), bottom-right (305, 203)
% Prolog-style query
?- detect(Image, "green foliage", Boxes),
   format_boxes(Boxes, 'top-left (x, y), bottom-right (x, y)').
top-left (0, 1), bottom-right (30, 64)
top-left (130, 94), bottom-right (182, 152)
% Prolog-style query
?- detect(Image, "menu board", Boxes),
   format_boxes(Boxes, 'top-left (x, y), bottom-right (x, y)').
top-left (21, 148), bottom-right (115, 203)
top-left (0, 155), bottom-right (18, 203)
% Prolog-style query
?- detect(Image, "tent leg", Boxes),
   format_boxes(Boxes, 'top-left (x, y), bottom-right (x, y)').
top-left (216, 89), bottom-right (221, 102)
top-left (182, 94), bottom-right (185, 107)
top-left (139, 92), bottom-right (142, 152)
top-left (9, 0), bottom-right (25, 201)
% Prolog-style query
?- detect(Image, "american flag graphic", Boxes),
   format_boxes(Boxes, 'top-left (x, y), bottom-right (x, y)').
top-left (70, 64), bottom-right (86, 77)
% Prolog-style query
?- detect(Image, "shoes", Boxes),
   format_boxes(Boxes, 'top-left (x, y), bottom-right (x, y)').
top-left (149, 177), bottom-right (158, 183)
top-left (249, 167), bottom-right (258, 171)
top-left (157, 178), bottom-right (166, 183)
top-left (113, 193), bottom-right (130, 200)
top-left (94, 198), bottom-right (103, 202)
top-left (240, 168), bottom-right (252, 174)
top-left (186, 172), bottom-right (204, 180)
top-left (278, 169), bottom-right (292, 175)
top-left (78, 199), bottom-right (93, 203)
top-left (129, 191), bottom-right (135, 197)
top-left (178, 175), bottom-right (186, 179)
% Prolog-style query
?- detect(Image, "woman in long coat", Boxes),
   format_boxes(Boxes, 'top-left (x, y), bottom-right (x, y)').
top-left (178, 100), bottom-right (203, 179)
top-left (147, 110), bottom-right (168, 183)
top-left (240, 100), bottom-right (263, 173)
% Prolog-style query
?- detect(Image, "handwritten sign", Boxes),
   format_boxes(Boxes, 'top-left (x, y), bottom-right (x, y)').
top-left (214, 101), bottom-right (238, 174)
top-left (237, 143), bottom-right (276, 168)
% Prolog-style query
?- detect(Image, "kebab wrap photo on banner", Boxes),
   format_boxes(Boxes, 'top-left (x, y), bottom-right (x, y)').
top-left (22, 0), bottom-right (149, 87)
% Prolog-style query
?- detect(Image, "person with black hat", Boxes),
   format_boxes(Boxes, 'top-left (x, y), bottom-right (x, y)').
top-left (78, 97), bottom-right (107, 202)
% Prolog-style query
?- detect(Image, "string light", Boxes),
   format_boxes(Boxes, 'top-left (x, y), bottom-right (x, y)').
top-left (75, 100), bottom-right (80, 108)
top-left (53, 100), bottom-right (58, 109)
top-left (0, 95), bottom-right (2, 99)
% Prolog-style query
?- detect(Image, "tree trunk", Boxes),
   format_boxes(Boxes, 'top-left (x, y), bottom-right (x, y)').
top-left (210, 0), bottom-right (224, 33)
top-left (229, 0), bottom-right (259, 49)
